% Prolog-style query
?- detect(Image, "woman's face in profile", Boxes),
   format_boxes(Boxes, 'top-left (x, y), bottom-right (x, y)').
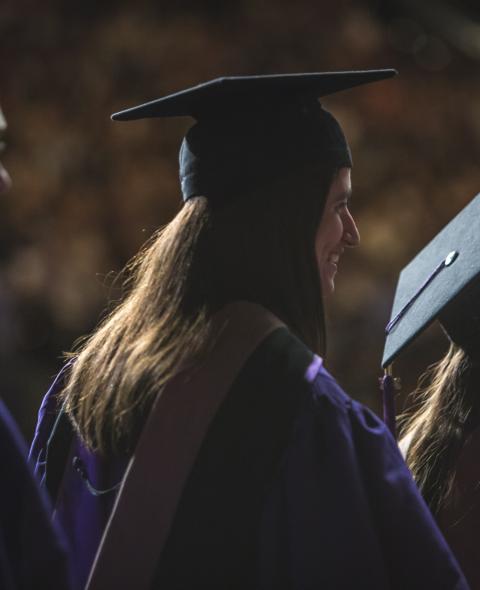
top-left (315, 167), bottom-right (359, 295)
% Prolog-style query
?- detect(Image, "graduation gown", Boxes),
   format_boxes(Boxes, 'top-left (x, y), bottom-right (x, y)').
top-left (30, 322), bottom-right (468, 589)
top-left (0, 399), bottom-right (71, 589)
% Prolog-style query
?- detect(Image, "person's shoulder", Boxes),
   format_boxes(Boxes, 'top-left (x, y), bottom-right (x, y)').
top-left (29, 362), bottom-right (73, 476)
top-left (309, 361), bottom-right (351, 407)
top-left (301, 354), bottom-right (394, 444)
top-left (246, 327), bottom-right (336, 405)
top-left (252, 329), bottom-right (352, 405)
top-left (243, 326), bottom-right (389, 436)
top-left (251, 326), bottom-right (351, 403)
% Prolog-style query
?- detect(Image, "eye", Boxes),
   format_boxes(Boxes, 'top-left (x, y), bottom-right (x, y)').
top-left (335, 201), bottom-right (348, 213)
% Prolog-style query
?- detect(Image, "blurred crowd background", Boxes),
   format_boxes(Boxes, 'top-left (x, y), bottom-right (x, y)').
top-left (1, 0), bottom-right (479, 438)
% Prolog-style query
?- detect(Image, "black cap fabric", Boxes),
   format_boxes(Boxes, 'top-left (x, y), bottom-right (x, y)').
top-left (111, 70), bottom-right (397, 201)
top-left (178, 102), bottom-right (352, 201)
top-left (383, 193), bottom-right (480, 368)
top-left (111, 71), bottom-right (397, 120)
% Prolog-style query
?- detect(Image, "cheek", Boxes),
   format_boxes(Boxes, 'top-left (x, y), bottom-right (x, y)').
top-left (315, 215), bottom-right (342, 260)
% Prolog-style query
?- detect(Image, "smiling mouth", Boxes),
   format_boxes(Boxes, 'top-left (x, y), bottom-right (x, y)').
top-left (327, 251), bottom-right (342, 266)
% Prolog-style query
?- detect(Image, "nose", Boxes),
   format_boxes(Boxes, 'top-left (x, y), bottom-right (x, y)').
top-left (343, 210), bottom-right (360, 247)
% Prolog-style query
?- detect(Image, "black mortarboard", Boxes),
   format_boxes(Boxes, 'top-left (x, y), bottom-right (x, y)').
top-left (111, 70), bottom-right (397, 201)
top-left (383, 193), bottom-right (480, 368)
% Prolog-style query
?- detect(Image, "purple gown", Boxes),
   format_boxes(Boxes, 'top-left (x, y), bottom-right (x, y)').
top-left (0, 399), bottom-right (71, 589)
top-left (31, 328), bottom-right (469, 589)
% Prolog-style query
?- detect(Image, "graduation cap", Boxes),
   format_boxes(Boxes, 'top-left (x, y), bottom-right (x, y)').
top-left (111, 70), bottom-right (397, 201)
top-left (383, 193), bottom-right (480, 369)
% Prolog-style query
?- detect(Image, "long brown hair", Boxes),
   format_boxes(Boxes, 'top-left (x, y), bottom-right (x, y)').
top-left (61, 162), bottom-right (338, 454)
top-left (400, 343), bottom-right (480, 515)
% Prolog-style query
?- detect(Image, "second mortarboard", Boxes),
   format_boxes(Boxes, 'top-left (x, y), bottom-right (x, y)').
top-left (111, 70), bottom-right (397, 201)
top-left (383, 193), bottom-right (480, 368)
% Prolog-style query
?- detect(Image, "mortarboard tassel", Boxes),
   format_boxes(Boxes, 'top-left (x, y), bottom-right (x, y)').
top-left (381, 365), bottom-right (398, 439)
